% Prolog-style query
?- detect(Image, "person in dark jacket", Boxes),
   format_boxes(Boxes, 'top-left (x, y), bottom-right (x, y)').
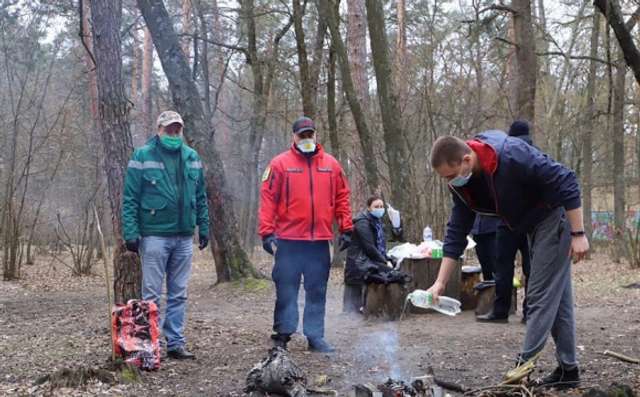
top-left (428, 131), bottom-right (589, 389)
top-left (478, 120), bottom-right (533, 323)
top-left (343, 196), bottom-right (402, 312)
top-left (471, 215), bottom-right (499, 281)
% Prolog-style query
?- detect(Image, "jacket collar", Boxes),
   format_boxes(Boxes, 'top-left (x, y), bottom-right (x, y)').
top-left (466, 138), bottom-right (499, 175)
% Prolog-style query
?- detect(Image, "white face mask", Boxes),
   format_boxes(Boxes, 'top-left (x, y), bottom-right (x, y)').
top-left (297, 138), bottom-right (316, 153)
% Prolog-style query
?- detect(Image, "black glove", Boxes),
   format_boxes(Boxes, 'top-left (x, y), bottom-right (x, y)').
top-left (125, 239), bottom-right (139, 254)
top-left (338, 232), bottom-right (352, 251)
top-left (262, 234), bottom-right (278, 256)
top-left (198, 235), bottom-right (209, 250)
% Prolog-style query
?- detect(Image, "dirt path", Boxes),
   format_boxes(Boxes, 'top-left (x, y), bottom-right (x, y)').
top-left (0, 251), bottom-right (639, 396)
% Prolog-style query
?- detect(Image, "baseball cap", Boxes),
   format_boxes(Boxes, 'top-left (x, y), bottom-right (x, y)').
top-left (292, 116), bottom-right (315, 134)
top-left (157, 111), bottom-right (184, 127)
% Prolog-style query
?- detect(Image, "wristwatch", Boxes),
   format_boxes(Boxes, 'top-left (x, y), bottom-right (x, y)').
top-left (570, 230), bottom-right (585, 237)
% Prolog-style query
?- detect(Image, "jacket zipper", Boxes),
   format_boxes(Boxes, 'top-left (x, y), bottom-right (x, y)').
top-left (285, 174), bottom-right (290, 211)
top-left (307, 158), bottom-right (315, 240)
top-left (330, 174), bottom-right (334, 207)
top-left (177, 151), bottom-right (184, 230)
top-left (450, 186), bottom-right (499, 218)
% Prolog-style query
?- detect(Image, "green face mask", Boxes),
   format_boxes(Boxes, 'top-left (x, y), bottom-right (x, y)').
top-left (160, 134), bottom-right (183, 151)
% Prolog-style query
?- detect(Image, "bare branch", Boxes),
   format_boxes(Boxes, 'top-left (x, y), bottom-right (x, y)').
top-left (494, 36), bottom-right (518, 47)
top-left (78, 0), bottom-right (96, 69)
top-left (536, 51), bottom-right (614, 66)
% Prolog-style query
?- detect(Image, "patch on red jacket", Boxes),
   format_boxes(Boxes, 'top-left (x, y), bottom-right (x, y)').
top-left (467, 139), bottom-right (498, 174)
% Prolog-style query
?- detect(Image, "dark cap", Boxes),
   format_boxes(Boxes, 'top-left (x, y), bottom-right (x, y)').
top-left (292, 116), bottom-right (316, 134)
top-left (508, 120), bottom-right (530, 137)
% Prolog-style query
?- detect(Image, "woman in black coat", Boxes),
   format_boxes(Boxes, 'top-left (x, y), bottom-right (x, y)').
top-left (343, 196), bottom-right (402, 312)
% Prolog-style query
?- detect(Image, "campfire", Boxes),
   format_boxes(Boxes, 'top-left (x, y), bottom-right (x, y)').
top-left (355, 377), bottom-right (428, 396)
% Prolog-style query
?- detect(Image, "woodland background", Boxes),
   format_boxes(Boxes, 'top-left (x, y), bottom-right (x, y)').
top-left (3, 0), bottom-right (640, 291)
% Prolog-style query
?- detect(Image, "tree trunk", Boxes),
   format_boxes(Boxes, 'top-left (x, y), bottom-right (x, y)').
top-left (141, 27), bottom-right (154, 135)
top-left (292, 0), bottom-right (314, 116)
top-left (365, 0), bottom-right (419, 241)
top-left (347, 0), bottom-right (369, 105)
top-left (89, 0), bottom-right (142, 303)
top-left (136, 0), bottom-right (259, 282)
top-left (181, 0), bottom-right (193, 60)
top-left (583, 12), bottom-right (600, 245)
top-left (327, 31), bottom-right (339, 161)
top-left (511, 0), bottom-right (537, 130)
top-left (394, 0), bottom-right (407, 104)
top-left (595, 0), bottom-right (640, 87)
top-left (613, 49), bottom-right (626, 256)
top-left (318, 0), bottom-right (380, 191)
top-left (309, 11), bottom-right (328, 116)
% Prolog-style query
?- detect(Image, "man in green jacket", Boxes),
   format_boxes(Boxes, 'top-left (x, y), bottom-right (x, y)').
top-left (122, 110), bottom-right (209, 360)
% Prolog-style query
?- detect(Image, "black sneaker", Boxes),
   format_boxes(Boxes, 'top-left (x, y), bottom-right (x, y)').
top-left (476, 311), bottom-right (509, 323)
top-left (270, 333), bottom-right (291, 350)
top-left (167, 346), bottom-right (196, 360)
top-left (532, 366), bottom-right (580, 390)
top-left (308, 338), bottom-right (335, 353)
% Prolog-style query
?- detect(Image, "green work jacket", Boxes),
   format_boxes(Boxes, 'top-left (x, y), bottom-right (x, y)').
top-left (121, 135), bottom-right (209, 242)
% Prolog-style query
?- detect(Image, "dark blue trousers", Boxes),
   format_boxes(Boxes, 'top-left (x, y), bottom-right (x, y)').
top-left (494, 225), bottom-right (531, 317)
top-left (473, 232), bottom-right (497, 281)
top-left (272, 239), bottom-right (331, 340)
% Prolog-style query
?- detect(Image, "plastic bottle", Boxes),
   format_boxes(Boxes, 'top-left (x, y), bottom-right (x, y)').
top-left (406, 289), bottom-right (461, 316)
top-left (423, 226), bottom-right (433, 242)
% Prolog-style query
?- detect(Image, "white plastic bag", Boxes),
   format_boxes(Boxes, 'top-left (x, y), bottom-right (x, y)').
top-left (387, 204), bottom-right (401, 228)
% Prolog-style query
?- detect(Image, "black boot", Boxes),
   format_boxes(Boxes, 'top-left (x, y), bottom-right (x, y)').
top-left (532, 366), bottom-right (580, 390)
top-left (271, 333), bottom-right (291, 350)
top-left (476, 310), bottom-right (508, 323)
top-left (308, 338), bottom-right (335, 353)
top-left (167, 346), bottom-right (196, 360)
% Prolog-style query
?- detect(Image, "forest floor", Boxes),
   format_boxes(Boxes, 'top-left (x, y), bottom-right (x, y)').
top-left (0, 248), bottom-right (639, 396)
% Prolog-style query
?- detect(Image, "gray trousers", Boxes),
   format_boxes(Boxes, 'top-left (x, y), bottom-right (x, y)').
top-left (521, 207), bottom-right (577, 369)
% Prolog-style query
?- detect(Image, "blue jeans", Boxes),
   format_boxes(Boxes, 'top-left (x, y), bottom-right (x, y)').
top-left (272, 240), bottom-right (331, 340)
top-left (140, 236), bottom-right (193, 350)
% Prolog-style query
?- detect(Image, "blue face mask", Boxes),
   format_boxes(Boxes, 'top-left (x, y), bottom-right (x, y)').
top-left (370, 208), bottom-right (385, 218)
top-left (449, 162), bottom-right (472, 187)
top-left (450, 172), bottom-right (472, 187)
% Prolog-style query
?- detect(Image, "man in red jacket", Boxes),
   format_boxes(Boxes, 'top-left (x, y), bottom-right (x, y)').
top-left (259, 116), bottom-right (353, 353)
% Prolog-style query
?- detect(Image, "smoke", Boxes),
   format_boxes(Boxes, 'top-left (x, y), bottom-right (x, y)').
top-left (353, 322), bottom-right (407, 380)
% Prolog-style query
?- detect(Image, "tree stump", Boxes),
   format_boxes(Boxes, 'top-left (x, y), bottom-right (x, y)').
top-left (400, 258), bottom-right (461, 314)
top-left (460, 266), bottom-right (482, 310)
top-left (363, 258), bottom-right (463, 318)
top-left (363, 283), bottom-right (409, 320)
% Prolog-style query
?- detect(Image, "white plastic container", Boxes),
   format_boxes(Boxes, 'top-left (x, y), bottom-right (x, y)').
top-left (406, 289), bottom-right (461, 316)
top-left (422, 226), bottom-right (433, 241)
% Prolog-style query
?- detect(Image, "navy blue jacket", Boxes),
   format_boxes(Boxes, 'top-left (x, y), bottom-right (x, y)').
top-left (471, 215), bottom-right (500, 235)
top-left (443, 130), bottom-right (581, 260)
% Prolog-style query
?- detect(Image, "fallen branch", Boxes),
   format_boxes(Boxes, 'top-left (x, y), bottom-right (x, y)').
top-left (603, 350), bottom-right (640, 364)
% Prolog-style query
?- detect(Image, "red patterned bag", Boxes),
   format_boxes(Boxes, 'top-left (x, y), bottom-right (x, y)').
top-left (112, 300), bottom-right (160, 370)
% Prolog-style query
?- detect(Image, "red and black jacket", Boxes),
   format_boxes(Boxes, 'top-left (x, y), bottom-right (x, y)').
top-left (258, 144), bottom-right (353, 241)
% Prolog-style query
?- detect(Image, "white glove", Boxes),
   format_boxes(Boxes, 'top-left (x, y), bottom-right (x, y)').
top-left (387, 204), bottom-right (401, 228)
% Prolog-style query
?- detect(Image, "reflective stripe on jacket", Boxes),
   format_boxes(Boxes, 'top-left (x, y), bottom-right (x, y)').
top-left (121, 135), bottom-right (209, 241)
